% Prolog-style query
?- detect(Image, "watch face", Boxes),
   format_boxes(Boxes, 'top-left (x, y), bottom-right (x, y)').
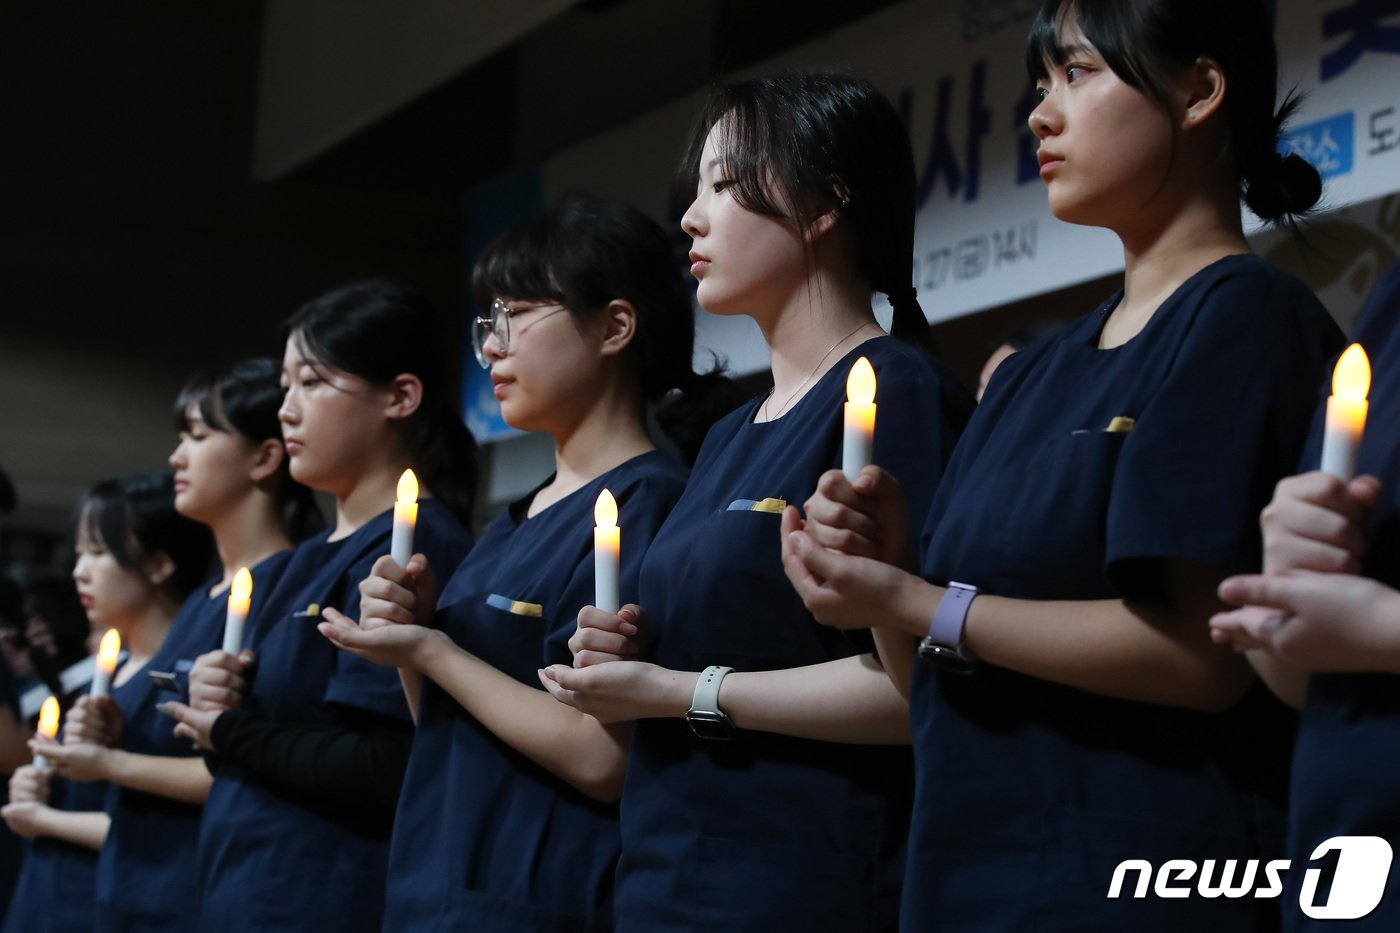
top-left (917, 637), bottom-right (977, 675)
top-left (686, 709), bottom-right (735, 740)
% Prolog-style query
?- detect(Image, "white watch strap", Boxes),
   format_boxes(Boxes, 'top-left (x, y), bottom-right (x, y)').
top-left (689, 665), bottom-right (733, 716)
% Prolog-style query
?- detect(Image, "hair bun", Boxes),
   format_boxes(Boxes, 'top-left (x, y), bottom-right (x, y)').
top-left (1245, 151), bottom-right (1322, 222)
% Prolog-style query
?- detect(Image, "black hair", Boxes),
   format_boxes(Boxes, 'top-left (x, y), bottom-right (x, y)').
top-left (17, 568), bottom-right (92, 696)
top-left (1026, 0), bottom-right (1321, 224)
top-left (286, 280), bottom-right (478, 525)
top-left (174, 358), bottom-right (325, 542)
top-left (472, 193), bottom-right (744, 465)
top-left (0, 465), bottom-right (14, 516)
top-left (74, 470), bottom-right (215, 602)
top-left (679, 68), bottom-right (933, 352)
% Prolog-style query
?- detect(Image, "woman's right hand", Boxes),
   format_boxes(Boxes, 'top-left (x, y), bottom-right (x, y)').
top-left (569, 605), bottom-right (646, 668)
top-left (358, 554), bottom-right (438, 629)
top-left (800, 467), bottom-right (914, 570)
top-left (188, 649), bottom-right (254, 711)
top-left (63, 695), bottom-right (123, 747)
top-left (1260, 472), bottom-right (1381, 575)
top-left (9, 764), bottom-right (51, 806)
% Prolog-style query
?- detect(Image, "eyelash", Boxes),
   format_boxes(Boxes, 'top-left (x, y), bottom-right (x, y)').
top-left (712, 179), bottom-right (732, 193)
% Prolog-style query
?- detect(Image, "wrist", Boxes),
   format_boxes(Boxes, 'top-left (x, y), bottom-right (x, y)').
top-left (895, 576), bottom-right (944, 638)
top-left (100, 748), bottom-right (127, 783)
top-left (409, 628), bottom-right (450, 673)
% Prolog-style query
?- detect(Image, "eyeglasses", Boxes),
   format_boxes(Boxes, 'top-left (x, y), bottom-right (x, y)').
top-left (471, 299), bottom-right (569, 368)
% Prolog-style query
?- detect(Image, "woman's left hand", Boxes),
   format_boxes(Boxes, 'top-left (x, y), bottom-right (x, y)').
top-left (158, 701), bottom-right (222, 751)
top-left (538, 662), bottom-right (693, 724)
top-left (29, 741), bottom-right (111, 782)
top-left (318, 608), bottom-right (438, 670)
top-left (1213, 571), bottom-right (1400, 672)
top-left (0, 801), bottom-right (53, 839)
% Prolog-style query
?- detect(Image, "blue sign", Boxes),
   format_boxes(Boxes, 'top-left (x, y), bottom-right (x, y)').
top-left (1282, 111), bottom-right (1356, 179)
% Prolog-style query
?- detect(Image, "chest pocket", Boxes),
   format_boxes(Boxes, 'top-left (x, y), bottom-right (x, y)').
top-left (990, 428), bottom-right (1129, 598)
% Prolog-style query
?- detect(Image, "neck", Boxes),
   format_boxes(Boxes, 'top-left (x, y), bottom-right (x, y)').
top-left (206, 494), bottom-right (294, 591)
top-left (119, 599), bottom-right (178, 661)
top-left (759, 268), bottom-right (879, 417)
top-left (1115, 173), bottom-right (1250, 325)
top-left (547, 379), bottom-right (654, 503)
top-left (334, 457), bottom-right (415, 540)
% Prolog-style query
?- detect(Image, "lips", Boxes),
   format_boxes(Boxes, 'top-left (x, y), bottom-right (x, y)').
top-left (491, 373), bottom-right (514, 399)
top-left (77, 594), bottom-right (93, 608)
top-left (689, 250), bottom-right (710, 277)
top-left (283, 436), bottom-right (304, 455)
top-left (1037, 150), bottom-right (1064, 176)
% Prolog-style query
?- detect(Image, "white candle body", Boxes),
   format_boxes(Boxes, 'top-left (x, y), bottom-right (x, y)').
top-left (223, 605), bottom-right (248, 655)
top-left (89, 667), bottom-right (112, 699)
top-left (842, 402), bottom-right (876, 480)
top-left (594, 526), bottom-right (620, 614)
top-left (1320, 395), bottom-right (1368, 481)
top-left (392, 501), bottom-right (418, 568)
top-left (32, 752), bottom-right (49, 770)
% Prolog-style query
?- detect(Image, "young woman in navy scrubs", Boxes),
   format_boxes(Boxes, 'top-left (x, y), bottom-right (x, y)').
top-left (319, 193), bottom-right (734, 932)
top-left (1214, 261), bottom-right (1400, 929)
top-left (540, 71), bottom-right (974, 930)
top-left (162, 282), bottom-right (475, 933)
top-left (2, 471), bottom-right (213, 933)
top-left (784, 2), bottom-right (1345, 929)
top-left (36, 359), bottom-right (320, 931)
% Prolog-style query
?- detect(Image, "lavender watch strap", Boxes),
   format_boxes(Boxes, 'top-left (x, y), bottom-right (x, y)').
top-left (928, 581), bottom-right (977, 646)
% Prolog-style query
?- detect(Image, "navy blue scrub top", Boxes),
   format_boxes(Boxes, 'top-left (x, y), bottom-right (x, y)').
top-left (3, 664), bottom-right (144, 933)
top-left (196, 502), bottom-right (470, 933)
top-left (94, 551), bottom-right (293, 933)
top-left (907, 255), bottom-right (1344, 932)
top-left (385, 451), bottom-right (688, 933)
top-left (1287, 260), bottom-right (1400, 931)
top-left (617, 336), bottom-right (973, 932)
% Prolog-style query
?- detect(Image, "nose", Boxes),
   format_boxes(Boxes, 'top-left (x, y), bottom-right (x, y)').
top-left (72, 553), bottom-right (89, 584)
top-left (168, 439), bottom-right (185, 469)
top-left (680, 193), bottom-right (705, 238)
top-left (483, 330), bottom-right (506, 363)
top-left (278, 389), bottom-right (298, 427)
top-left (1028, 92), bottom-right (1059, 139)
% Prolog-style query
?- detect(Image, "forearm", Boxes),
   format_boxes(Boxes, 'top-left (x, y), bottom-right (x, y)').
top-left (871, 628), bottom-right (917, 701)
top-left (210, 709), bottom-right (411, 828)
top-left (104, 751), bottom-right (212, 805)
top-left (36, 809), bottom-right (109, 851)
top-left (716, 655), bottom-right (911, 744)
top-left (417, 634), bottom-right (629, 802)
top-left (399, 667), bottom-right (423, 723)
top-left (888, 575), bottom-right (1252, 711)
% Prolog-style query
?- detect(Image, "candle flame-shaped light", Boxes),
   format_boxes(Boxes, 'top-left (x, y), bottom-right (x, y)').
top-left (842, 356), bottom-right (878, 480)
top-left (90, 628), bottom-right (121, 698)
top-left (391, 468), bottom-right (420, 568)
top-left (223, 566), bottom-right (253, 655)
top-left (1321, 344), bottom-right (1371, 481)
top-left (594, 489), bottom-right (621, 614)
top-left (32, 696), bottom-right (60, 769)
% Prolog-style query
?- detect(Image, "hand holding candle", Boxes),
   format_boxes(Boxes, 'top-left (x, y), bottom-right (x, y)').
top-left (31, 697), bottom-right (60, 769)
top-left (90, 629), bottom-right (121, 698)
top-left (1320, 344), bottom-right (1370, 481)
top-left (842, 356), bottom-right (877, 480)
top-left (222, 566), bottom-right (253, 655)
top-left (594, 490), bottom-right (620, 614)
top-left (392, 469), bottom-right (419, 567)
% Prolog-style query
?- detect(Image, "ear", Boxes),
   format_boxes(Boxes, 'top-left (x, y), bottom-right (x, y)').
top-left (383, 374), bottom-right (425, 422)
top-left (804, 179), bottom-right (851, 244)
top-left (248, 438), bottom-right (284, 484)
top-left (598, 300), bottom-right (639, 358)
top-left (144, 552), bottom-right (176, 588)
top-left (1180, 56), bottom-right (1226, 130)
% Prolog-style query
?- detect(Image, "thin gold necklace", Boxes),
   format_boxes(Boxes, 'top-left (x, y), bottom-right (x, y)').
top-left (762, 321), bottom-right (874, 422)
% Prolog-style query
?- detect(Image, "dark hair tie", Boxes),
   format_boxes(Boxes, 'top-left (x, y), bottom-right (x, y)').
top-left (887, 286), bottom-right (918, 310)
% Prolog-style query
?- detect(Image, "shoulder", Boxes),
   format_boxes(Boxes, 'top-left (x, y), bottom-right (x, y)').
top-left (1189, 254), bottom-right (1332, 331)
top-left (416, 500), bottom-right (473, 550)
top-left (1352, 260), bottom-right (1400, 345)
top-left (612, 451), bottom-right (689, 499)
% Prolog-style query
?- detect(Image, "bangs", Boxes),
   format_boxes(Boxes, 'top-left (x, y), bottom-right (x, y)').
top-left (470, 222), bottom-right (565, 315)
top-left (1025, 0), bottom-right (1079, 80)
top-left (172, 370), bottom-right (232, 434)
top-left (1025, 0), bottom-right (1163, 98)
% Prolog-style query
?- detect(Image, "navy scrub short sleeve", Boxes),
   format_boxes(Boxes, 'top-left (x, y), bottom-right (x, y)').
top-left (385, 451), bottom-right (688, 933)
top-left (616, 336), bottom-right (972, 932)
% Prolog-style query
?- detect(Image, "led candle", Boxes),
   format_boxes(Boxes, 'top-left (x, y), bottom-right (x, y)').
top-left (222, 567), bottom-right (253, 655)
top-left (391, 469), bottom-right (419, 567)
top-left (90, 629), bottom-right (121, 698)
top-left (1320, 344), bottom-right (1370, 481)
top-left (842, 356), bottom-right (877, 480)
top-left (594, 489), bottom-right (620, 614)
top-left (32, 696), bottom-right (60, 769)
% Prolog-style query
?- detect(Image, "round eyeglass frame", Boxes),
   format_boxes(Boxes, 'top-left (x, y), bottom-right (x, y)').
top-left (471, 298), bottom-right (569, 369)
